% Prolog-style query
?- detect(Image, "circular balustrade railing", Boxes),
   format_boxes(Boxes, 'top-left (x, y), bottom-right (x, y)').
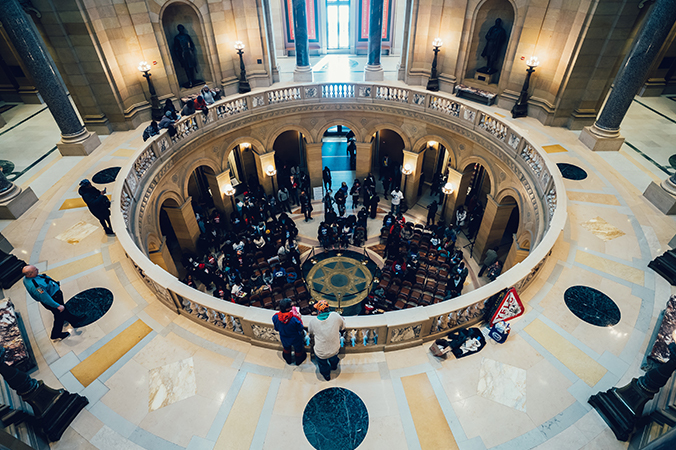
top-left (111, 81), bottom-right (566, 352)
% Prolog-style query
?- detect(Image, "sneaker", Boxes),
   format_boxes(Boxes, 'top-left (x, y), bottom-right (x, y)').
top-left (322, 373), bottom-right (331, 381)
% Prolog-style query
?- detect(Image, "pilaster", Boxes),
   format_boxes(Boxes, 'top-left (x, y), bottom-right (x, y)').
top-left (474, 195), bottom-right (516, 261)
top-left (163, 197), bottom-right (200, 254)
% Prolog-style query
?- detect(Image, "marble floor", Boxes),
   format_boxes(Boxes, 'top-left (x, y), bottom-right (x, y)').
top-left (1, 87), bottom-right (675, 450)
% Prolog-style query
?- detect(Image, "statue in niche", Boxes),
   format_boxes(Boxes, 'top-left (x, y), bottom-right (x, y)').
top-left (479, 18), bottom-right (507, 74)
top-left (173, 24), bottom-right (202, 88)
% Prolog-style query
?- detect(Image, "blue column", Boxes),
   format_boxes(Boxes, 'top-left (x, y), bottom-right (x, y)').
top-left (594, 0), bottom-right (676, 132)
top-left (0, 0), bottom-right (84, 136)
top-left (367, 0), bottom-right (384, 67)
top-left (292, 0), bottom-right (310, 67)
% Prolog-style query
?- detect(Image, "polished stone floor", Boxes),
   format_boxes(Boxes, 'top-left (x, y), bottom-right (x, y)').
top-left (1, 82), bottom-right (675, 449)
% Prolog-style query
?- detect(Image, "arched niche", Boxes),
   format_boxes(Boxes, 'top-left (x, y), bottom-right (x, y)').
top-left (373, 129), bottom-right (406, 178)
top-left (466, 0), bottom-right (515, 84)
top-left (162, 2), bottom-right (213, 89)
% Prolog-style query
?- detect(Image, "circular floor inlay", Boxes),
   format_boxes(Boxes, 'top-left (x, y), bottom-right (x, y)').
top-left (66, 288), bottom-right (114, 328)
top-left (0, 160), bottom-right (15, 177)
top-left (303, 387), bottom-right (368, 450)
top-left (564, 286), bottom-right (620, 327)
top-left (330, 274), bottom-right (349, 287)
top-left (92, 167), bottom-right (121, 184)
top-left (557, 163), bottom-right (587, 180)
top-left (669, 154), bottom-right (676, 169)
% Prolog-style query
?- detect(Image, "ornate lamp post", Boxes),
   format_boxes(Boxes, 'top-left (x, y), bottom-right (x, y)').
top-left (589, 330), bottom-right (676, 441)
top-left (234, 41), bottom-right (251, 94)
top-left (441, 182), bottom-right (454, 220)
top-left (0, 347), bottom-right (88, 441)
top-left (511, 56), bottom-right (539, 119)
top-left (266, 164), bottom-right (277, 193)
top-left (223, 183), bottom-right (236, 210)
top-left (138, 61), bottom-right (163, 122)
top-left (427, 38), bottom-right (443, 92)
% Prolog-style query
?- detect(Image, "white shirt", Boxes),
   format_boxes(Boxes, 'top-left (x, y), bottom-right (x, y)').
top-left (308, 312), bottom-right (345, 359)
top-left (390, 190), bottom-right (404, 205)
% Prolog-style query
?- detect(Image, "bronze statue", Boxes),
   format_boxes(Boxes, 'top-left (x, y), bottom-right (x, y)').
top-left (479, 18), bottom-right (507, 74)
top-left (173, 24), bottom-right (198, 88)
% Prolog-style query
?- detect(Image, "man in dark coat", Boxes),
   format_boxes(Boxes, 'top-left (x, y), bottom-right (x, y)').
top-left (78, 179), bottom-right (114, 235)
top-left (272, 298), bottom-right (306, 365)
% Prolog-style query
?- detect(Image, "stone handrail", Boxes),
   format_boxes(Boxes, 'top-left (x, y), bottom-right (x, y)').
top-left (111, 81), bottom-right (567, 352)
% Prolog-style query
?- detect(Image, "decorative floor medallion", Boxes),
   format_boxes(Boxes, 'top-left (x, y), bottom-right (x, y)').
top-left (557, 163), bottom-right (587, 180)
top-left (66, 288), bottom-right (114, 328)
top-left (92, 167), bottom-right (121, 184)
top-left (564, 285), bottom-right (621, 327)
top-left (303, 387), bottom-right (368, 450)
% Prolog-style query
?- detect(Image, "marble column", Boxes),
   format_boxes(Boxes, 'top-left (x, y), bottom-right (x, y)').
top-left (364, 0), bottom-right (385, 81)
top-left (292, 0), bottom-right (313, 82)
top-left (215, 169), bottom-right (234, 220)
top-left (0, 0), bottom-right (100, 156)
top-left (473, 195), bottom-right (516, 262)
top-left (204, 171), bottom-right (227, 215)
top-left (162, 198), bottom-right (200, 254)
top-left (254, 151), bottom-right (277, 196)
top-left (306, 142), bottom-right (323, 195)
top-left (579, 0), bottom-right (676, 152)
top-left (355, 143), bottom-right (373, 181)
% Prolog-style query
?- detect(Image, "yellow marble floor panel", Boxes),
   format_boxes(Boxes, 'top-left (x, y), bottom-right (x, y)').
top-left (59, 195), bottom-right (112, 210)
top-left (566, 191), bottom-right (621, 206)
top-left (113, 148), bottom-right (136, 157)
top-left (575, 250), bottom-right (644, 286)
top-left (580, 217), bottom-right (626, 241)
top-left (71, 319), bottom-right (153, 387)
top-left (45, 252), bottom-right (103, 281)
top-left (524, 319), bottom-right (606, 387)
top-left (215, 372), bottom-right (271, 450)
top-left (542, 144), bottom-right (568, 153)
top-left (55, 221), bottom-right (99, 244)
top-left (401, 372), bottom-right (458, 450)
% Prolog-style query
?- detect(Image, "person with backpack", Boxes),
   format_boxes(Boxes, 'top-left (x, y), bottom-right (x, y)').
top-left (78, 179), bottom-right (114, 235)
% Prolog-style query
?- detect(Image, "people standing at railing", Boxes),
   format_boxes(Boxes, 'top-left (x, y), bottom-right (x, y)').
top-left (181, 99), bottom-right (196, 116)
top-left (164, 99), bottom-right (180, 121)
top-left (201, 85), bottom-right (216, 105)
top-left (308, 300), bottom-right (345, 381)
top-left (194, 95), bottom-right (208, 116)
top-left (142, 121), bottom-right (160, 142)
top-left (273, 298), bottom-right (307, 365)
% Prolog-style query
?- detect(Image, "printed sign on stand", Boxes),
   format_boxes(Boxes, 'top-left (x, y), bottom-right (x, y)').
top-left (489, 288), bottom-right (525, 326)
top-left (313, 186), bottom-right (323, 201)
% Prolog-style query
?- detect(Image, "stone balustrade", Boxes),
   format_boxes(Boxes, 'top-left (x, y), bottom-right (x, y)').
top-left (111, 81), bottom-right (567, 352)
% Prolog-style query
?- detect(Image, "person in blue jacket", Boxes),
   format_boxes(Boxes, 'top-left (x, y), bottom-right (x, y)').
top-left (272, 298), bottom-right (306, 365)
top-left (22, 265), bottom-right (80, 340)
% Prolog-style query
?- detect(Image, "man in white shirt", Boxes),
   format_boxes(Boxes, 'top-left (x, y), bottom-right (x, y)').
top-left (308, 300), bottom-right (345, 381)
top-left (390, 187), bottom-right (404, 215)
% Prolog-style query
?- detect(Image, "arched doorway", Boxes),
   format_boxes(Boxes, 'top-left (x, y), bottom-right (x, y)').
top-left (187, 165), bottom-right (217, 213)
top-left (420, 140), bottom-right (449, 198)
top-left (273, 130), bottom-right (307, 191)
top-left (227, 143), bottom-right (259, 192)
top-left (321, 124), bottom-right (355, 194)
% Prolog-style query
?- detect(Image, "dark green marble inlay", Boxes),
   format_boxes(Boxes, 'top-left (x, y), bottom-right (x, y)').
top-left (303, 387), bottom-right (368, 450)
top-left (564, 285), bottom-right (620, 327)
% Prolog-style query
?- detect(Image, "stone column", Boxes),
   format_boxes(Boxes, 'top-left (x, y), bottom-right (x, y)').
top-left (0, 0), bottom-right (100, 156)
top-left (473, 195), bottom-right (516, 261)
top-left (306, 142), bottom-right (323, 196)
top-left (216, 169), bottom-right (234, 219)
top-left (579, 0), bottom-right (676, 152)
top-left (162, 198), bottom-right (200, 254)
top-left (355, 143), bottom-right (373, 181)
top-left (442, 167), bottom-right (467, 224)
top-left (254, 151), bottom-right (277, 196)
top-left (401, 150), bottom-right (422, 207)
top-left (364, 0), bottom-right (385, 81)
top-left (149, 236), bottom-right (179, 278)
top-left (502, 236), bottom-right (529, 272)
top-left (292, 0), bottom-right (313, 82)
top-left (204, 171), bottom-right (227, 215)
top-left (0, 168), bottom-right (37, 219)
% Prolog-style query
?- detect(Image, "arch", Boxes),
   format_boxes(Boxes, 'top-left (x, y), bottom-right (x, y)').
top-left (146, 232), bottom-right (163, 253)
top-left (363, 124), bottom-right (412, 151)
top-left (411, 135), bottom-right (459, 170)
top-left (219, 136), bottom-right (267, 169)
top-left (147, 189), bottom-right (184, 253)
top-left (266, 124), bottom-right (315, 150)
top-left (495, 186), bottom-right (522, 207)
top-left (315, 119), bottom-right (364, 143)
top-left (460, 156), bottom-right (496, 197)
top-left (180, 158), bottom-right (220, 200)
